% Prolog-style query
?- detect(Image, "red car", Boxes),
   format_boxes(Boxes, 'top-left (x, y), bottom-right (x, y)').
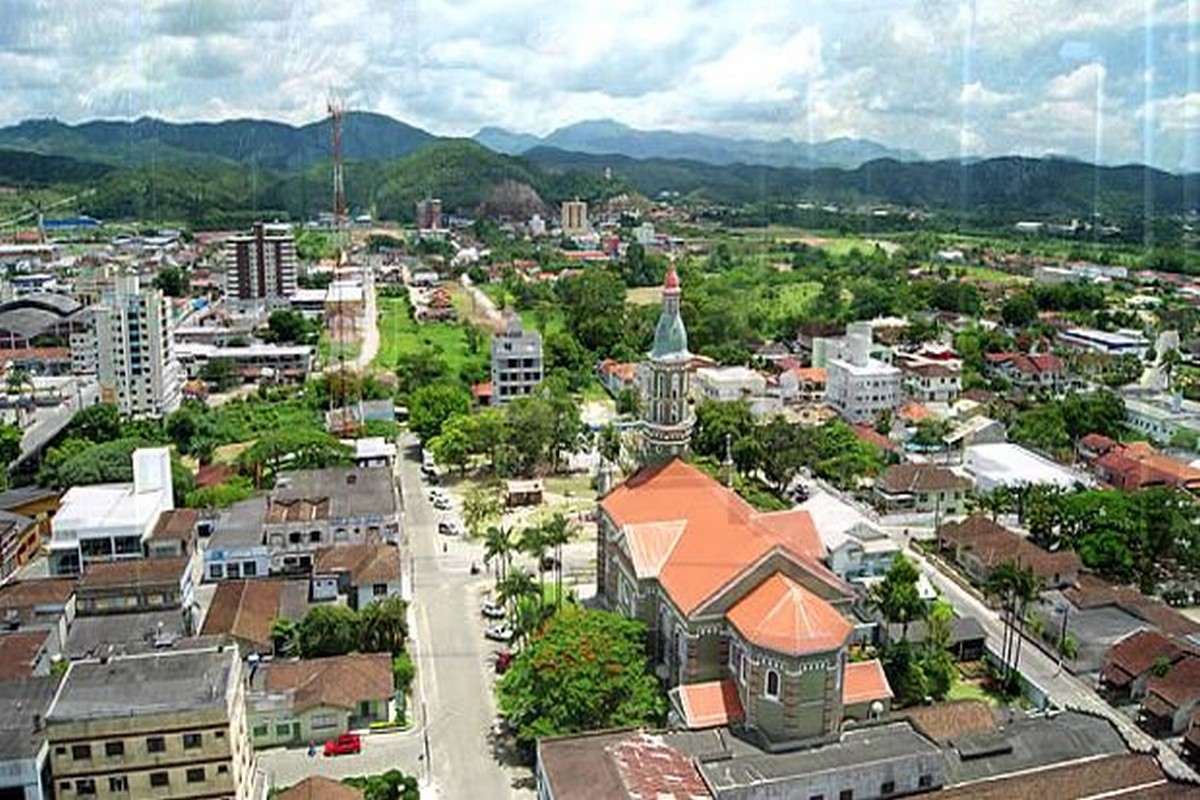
top-left (323, 733), bottom-right (362, 757)
top-left (495, 650), bottom-right (514, 674)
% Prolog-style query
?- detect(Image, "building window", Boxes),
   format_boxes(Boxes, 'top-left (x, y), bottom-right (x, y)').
top-left (918, 775), bottom-right (933, 788)
top-left (105, 741), bottom-right (125, 757)
top-left (182, 732), bottom-right (202, 749)
top-left (881, 780), bottom-right (895, 795)
top-left (839, 791), bottom-right (853, 800)
top-left (146, 736), bottom-right (165, 753)
top-left (253, 724), bottom-right (268, 738)
top-left (373, 583), bottom-right (388, 596)
top-left (764, 669), bottom-right (781, 700)
top-left (312, 713), bottom-right (339, 729)
top-left (218, 764), bottom-right (229, 774)
top-left (150, 772), bottom-right (169, 788)
top-left (209, 564), bottom-right (223, 580)
top-left (71, 744), bottom-right (92, 760)
top-left (215, 730), bottom-right (225, 738)
top-left (109, 776), bottom-right (129, 792)
top-left (275, 723), bottom-right (292, 738)
top-left (242, 562), bottom-right (257, 577)
top-left (186, 767), bottom-right (205, 784)
top-left (75, 778), bottom-right (97, 795)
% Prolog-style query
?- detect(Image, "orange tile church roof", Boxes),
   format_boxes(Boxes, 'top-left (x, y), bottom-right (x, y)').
top-left (727, 573), bottom-right (852, 657)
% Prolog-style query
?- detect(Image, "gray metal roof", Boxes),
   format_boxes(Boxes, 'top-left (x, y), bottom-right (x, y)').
top-left (272, 467), bottom-right (397, 521)
top-left (48, 647), bottom-right (235, 723)
top-left (0, 676), bottom-right (59, 761)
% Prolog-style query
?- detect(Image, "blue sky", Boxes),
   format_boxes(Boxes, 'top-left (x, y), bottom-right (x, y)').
top-left (0, 0), bottom-right (1195, 171)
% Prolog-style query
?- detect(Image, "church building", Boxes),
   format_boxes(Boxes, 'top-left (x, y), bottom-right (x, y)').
top-left (596, 263), bottom-right (893, 750)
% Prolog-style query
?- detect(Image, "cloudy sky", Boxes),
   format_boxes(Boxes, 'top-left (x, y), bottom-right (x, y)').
top-left (0, 0), bottom-right (1196, 171)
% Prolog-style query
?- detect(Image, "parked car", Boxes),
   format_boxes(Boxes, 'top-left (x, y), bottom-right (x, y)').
top-left (485, 623), bottom-right (513, 642)
top-left (433, 497), bottom-right (451, 511)
top-left (495, 650), bottom-right (514, 674)
top-left (540, 555), bottom-right (560, 571)
top-left (323, 733), bottom-right (362, 757)
top-left (438, 520), bottom-right (461, 536)
top-left (481, 600), bottom-right (505, 619)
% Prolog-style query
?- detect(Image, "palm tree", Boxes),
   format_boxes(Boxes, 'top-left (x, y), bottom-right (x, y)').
top-left (270, 618), bottom-right (299, 656)
top-left (539, 513), bottom-right (573, 609)
top-left (519, 525), bottom-right (549, 611)
top-left (483, 524), bottom-right (516, 588)
top-left (986, 560), bottom-right (1039, 688)
top-left (497, 568), bottom-right (539, 643)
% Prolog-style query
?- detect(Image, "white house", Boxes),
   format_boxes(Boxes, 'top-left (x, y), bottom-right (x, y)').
top-left (693, 366), bottom-right (767, 403)
top-left (48, 448), bottom-right (175, 577)
top-left (824, 326), bottom-right (902, 424)
top-left (799, 491), bottom-right (899, 583)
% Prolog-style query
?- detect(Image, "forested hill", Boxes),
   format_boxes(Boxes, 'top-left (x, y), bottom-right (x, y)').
top-left (0, 112), bottom-right (1194, 227)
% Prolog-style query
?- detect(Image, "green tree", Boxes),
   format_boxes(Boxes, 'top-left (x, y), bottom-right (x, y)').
top-left (0, 423), bottom-right (22, 471)
top-left (152, 265), bottom-right (188, 297)
top-left (297, 604), bottom-right (361, 658)
top-left (986, 561), bottom-right (1039, 688)
top-left (871, 554), bottom-right (926, 640)
top-left (464, 484), bottom-right (505, 539)
top-left (264, 309), bottom-right (318, 344)
top-left (270, 618), bottom-right (299, 656)
top-left (540, 514), bottom-right (573, 610)
top-left (358, 596), bottom-right (409, 656)
top-left (754, 417), bottom-right (807, 493)
top-left (483, 523), bottom-right (517, 586)
top-left (615, 387), bottom-right (640, 417)
top-left (238, 429), bottom-right (350, 482)
top-left (343, 769), bottom-right (420, 800)
top-left (1000, 293), bottom-right (1038, 328)
top-left (392, 652), bottom-right (416, 696)
top-left (394, 345), bottom-right (450, 395)
top-left (556, 269), bottom-right (628, 355)
top-left (429, 415), bottom-right (473, 477)
top-left (497, 607), bottom-right (666, 749)
top-left (65, 403), bottom-right (122, 443)
top-left (408, 383), bottom-right (471, 442)
top-left (519, 525), bottom-right (550, 612)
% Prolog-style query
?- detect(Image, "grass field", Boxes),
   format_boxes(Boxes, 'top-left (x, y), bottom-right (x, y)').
top-left (959, 265), bottom-right (1031, 285)
top-left (626, 286), bottom-right (663, 305)
top-left (373, 296), bottom-right (483, 374)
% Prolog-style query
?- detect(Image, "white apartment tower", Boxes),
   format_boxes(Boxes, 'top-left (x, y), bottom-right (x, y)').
top-left (225, 222), bottom-right (297, 308)
top-left (75, 273), bottom-right (182, 419)
top-left (491, 315), bottom-right (544, 405)
top-left (824, 323), bottom-right (902, 425)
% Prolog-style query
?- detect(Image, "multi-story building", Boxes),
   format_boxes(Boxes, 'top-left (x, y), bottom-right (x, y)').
top-left (894, 347), bottom-right (962, 404)
top-left (415, 198), bottom-right (442, 232)
top-left (174, 341), bottom-right (315, 385)
top-left (225, 222), bottom-right (297, 308)
top-left (560, 200), bottom-right (589, 235)
top-left (490, 315), bottom-right (543, 406)
top-left (47, 448), bottom-right (175, 577)
top-left (72, 273), bottom-right (182, 418)
top-left (263, 467), bottom-right (400, 573)
top-left (824, 326), bottom-right (902, 424)
top-left (45, 646), bottom-right (256, 800)
top-left (0, 509), bottom-right (40, 584)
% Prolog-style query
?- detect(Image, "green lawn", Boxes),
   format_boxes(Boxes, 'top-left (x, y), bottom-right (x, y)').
top-left (959, 265), bottom-right (1031, 285)
top-left (373, 296), bottom-right (483, 373)
top-left (947, 680), bottom-right (1002, 707)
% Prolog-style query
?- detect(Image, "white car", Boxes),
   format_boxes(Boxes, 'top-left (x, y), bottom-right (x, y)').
top-left (481, 600), bottom-right (505, 619)
top-left (485, 623), bottom-right (513, 642)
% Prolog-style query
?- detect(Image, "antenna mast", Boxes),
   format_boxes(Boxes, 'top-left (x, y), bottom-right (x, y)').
top-left (328, 99), bottom-right (347, 227)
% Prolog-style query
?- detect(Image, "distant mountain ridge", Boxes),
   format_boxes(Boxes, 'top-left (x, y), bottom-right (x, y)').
top-left (0, 112), bottom-right (435, 172)
top-left (474, 118), bottom-right (923, 169)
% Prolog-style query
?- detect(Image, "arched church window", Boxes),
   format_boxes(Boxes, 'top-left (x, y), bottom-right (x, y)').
top-left (764, 669), bottom-right (781, 700)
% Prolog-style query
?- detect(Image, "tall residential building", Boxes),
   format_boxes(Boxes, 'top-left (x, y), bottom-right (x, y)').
top-left (225, 222), bottom-right (297, 307)
top-left (640, 264), bottom-right (693, 463)
top-left (824, 324), bottom-right (902, 425)
top-left (73, 273), bottom-right (182, 418)
top-left (46, 646), bottom-right (257, 800)
top-left (415, 198), bottom-right (442, 231)
top-left (490, 315), bottom-right (543, 405)
top-left (561, 200), bottom-right (589, 235)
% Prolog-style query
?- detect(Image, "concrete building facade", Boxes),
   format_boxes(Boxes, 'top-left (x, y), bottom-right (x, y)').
top-left (825, 326), bottom-right (902, 424)
top-left (225, 222), bottom-right (297, 308)
top-left (490, 315), bottom-right (543, 406)
top-left (45, 646), bottom-right (256, 800)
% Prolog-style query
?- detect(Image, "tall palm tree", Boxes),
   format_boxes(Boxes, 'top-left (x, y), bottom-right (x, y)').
top-left (539, 513), bottom-right (573, 609)
top-left (986, 560), bottom-right (1039, 687)
top-left (483, 524), bottom-right (516, 588)
top-left (497, 568), bottom-right (539, 644)
top-left (519, 524), bottom-right (549, 611)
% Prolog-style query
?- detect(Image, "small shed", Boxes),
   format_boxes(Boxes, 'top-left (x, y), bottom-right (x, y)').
top-left (505, 479), bottom-right (543, 508)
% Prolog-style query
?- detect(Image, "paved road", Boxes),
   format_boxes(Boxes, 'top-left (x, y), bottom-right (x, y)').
top-left (352, 260), bottom-right (380, 371)
top-left (17, 377), bottom-right (98, 461)
top-left (400, 434), bottom-right (533, 800)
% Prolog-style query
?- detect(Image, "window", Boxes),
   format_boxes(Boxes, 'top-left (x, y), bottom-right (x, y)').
top-left (738, 653), bottom-right (747, 684)
top-left (215, 730), bottom-right (225, 738)
top-left (208, 564), bottom-right (223, 580)
top-left (242, 561), bottom-right (257, 577)
top-left (226, 563), bottom-right (240, 579)
top-left (146, 736), bottom-right (165, 753)
top-left (881, 781), bottom-right (895, 796)
top-left (918, 775), bottom-right (933, 789)
top-left (839, 791), bottom-right (853, 800)
top-left (55, 746), bottom-right (66, 755)
top-left (764, 669), bottom-right (781, 700)
top-left (309, 530), bottom-right (321, 543)
top-left (182, 732), bottom-right (202, 749)
top-left (105, 741), bottom-right (125, 757)
top-left (809, 795), bottom-right (825, 800)
top-left (217, 764), bottom-right (229, 774)
top-left (288, 532), bottom-right (301, 544)
top-left (75, 778), bottom-right (96, 795)
top-left (149, 772), bottom-right (169, 788)
top-left (109, 776), bottom-right (129, 792)
top-left (186, 767), bottom-right (205, 784)
top-left (253, 724), bottom-right (268, 738)
top-left (373, 582), bottom-right (388, 596)
top-left (275, 723), bottom-right (292, 737)
top-left (311, 713), bottom-right (339, 729)
top-left (71, 744), bottom-right (92, 760)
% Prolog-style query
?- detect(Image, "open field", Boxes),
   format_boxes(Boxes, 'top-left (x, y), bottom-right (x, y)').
top-left (373, 296), bottom-right (482, 373)
top-left (626, 286), bottom-right (663, 305)
top-left (959, 265), bottom-right (1031, 285)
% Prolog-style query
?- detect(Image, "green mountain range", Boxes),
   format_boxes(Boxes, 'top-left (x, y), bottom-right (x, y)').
top-left (0, 113), bottom-right (1194, 228)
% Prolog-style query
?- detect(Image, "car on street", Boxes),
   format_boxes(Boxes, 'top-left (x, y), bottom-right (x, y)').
top-left (323, 733), bottom-right (362, 757)
top-left (438, 519), bottom-right (463, 536)
top-left (433, 497), bottom-right (451, 510)
top-left (481, 600), bottom-right (505, 619)
top-left (484, 623), bottom-right (513, 642)
top-left (494, 650), bottom-right (514, 674)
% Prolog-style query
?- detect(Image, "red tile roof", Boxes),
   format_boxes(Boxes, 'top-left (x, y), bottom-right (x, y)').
top-left (276, 776), bottom-right (363, 800)
top-left (879, 463), bottom-right (971, 495)
top-left (900, 699), bottom-right (996, 742)
top-left (939, 514), bottom-right (1081, 582)
top-left (727, 573), bottom-right (851, 657)
top-left (0, 629), bottom-right (50, 680)
top-left (149, 508), bottom-right (199, 541)
top-left (842, 659), bottom-right (893, 706)
top-left (673, 680), bottom-right (744, 729)
top-left (0, 579), bottom-right (75, 612)
top-left (602, 460), bottom-right (846, 616)
top-left (1079, 433), bottom-right (1119, 455)
top-left (264, 652), bottom-right (393, 713)
top-left (851, 424), bottom-right (899, 453)
top-left (78, 557), bottom-right (189, 589)
top-left (1144, 655), bottom-right (1200, 713)
top-left (932, 753), bottom-right (1191, 800)
top-left (200, 580), bottom-right (284, 648)
top-left (314, 544), bottom-right (402, 585)
top-left (606, 731), bottom-right (709, 800)
top-left (1102, 629), bottom-right (1187, 689)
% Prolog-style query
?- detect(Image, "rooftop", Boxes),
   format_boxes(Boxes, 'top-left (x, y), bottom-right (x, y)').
top-left (259, 652), bottom-right (393, 713)
top-left (1102, 628), bottom-right (1188, 688)
top-left (48, 646), bottom-right (235, 722)
top-left (270, 467), bottom-right (397, 522)
top-left (965, 443), bottom-right (1091, 490)
top-left (314, 544), bottom-right (401, 585)
top-left (65, 608), bottom-right (188, 660)
top-left (0, 578), bottom-right (76, 612)
top-left (727, 573), bottom-right (852, 657)
top-left (200, 579), bottom-right (309, 649)
top-left (77, 556), bottom-right (189, 590)
top-left (879, 463), bottom-right (972, 495)
top-left (149, 508), bottom-right (199, 541)
top-left (900, 699), bottom-right (996, 742)
top-left (937, 752), bottom-right (1192, 800)
top-left (671, 680), bottom-right (744, 730)
top-left (0, 628), bottom-right (51, 680)
top-left (842, 659), bottom-right (893, 706)
top-left (537, 729), bottom-right (708, 800)
top-left (276, 776), bottom-right (363, 800)
top-left (0, 676), bottom-right (60, 761)
top-left (209, 497), bottom-right (268, 547)
top-left (939, 514), bottom-right (1082, 581)
top-left (1144, 655), bottom-right (1200, 712)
